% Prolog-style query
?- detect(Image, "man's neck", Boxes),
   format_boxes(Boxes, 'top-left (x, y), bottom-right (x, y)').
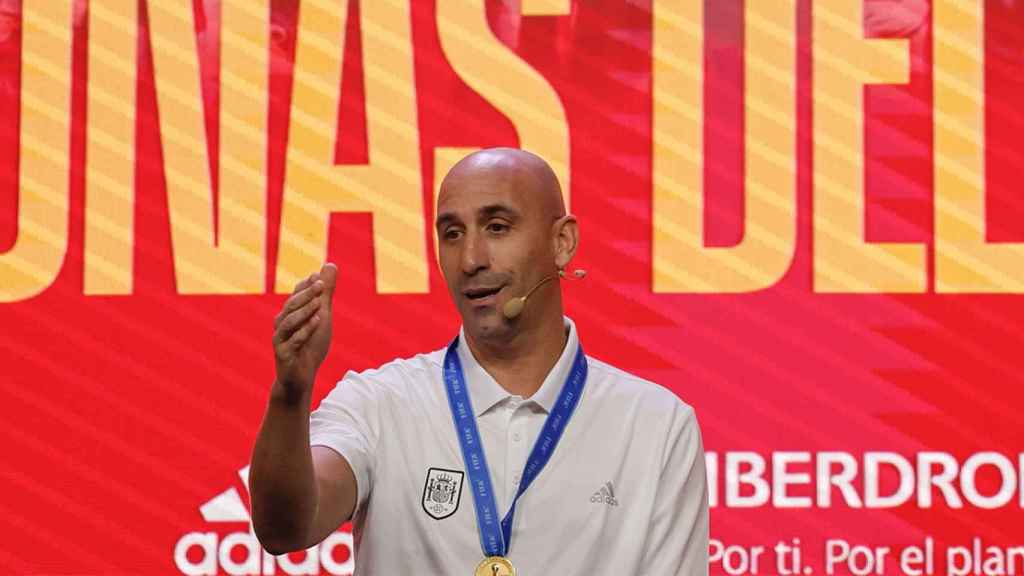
top-left (464, 313), bottom-right (569, 398)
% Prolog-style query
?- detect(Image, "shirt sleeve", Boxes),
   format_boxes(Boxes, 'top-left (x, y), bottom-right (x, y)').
top-left (309, 369), bottom-right (382, 517)
top-left (639, 402), bottom-right (710, 575)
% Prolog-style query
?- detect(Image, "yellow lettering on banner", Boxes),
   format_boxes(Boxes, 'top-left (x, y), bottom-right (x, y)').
top-left (0, 4), bottom-right (73, 303)
top-left (148, 0), bottom-right (268, 294)
top-left (85, 1), bottom-right (138, 294)
top-left (933, 2), bottom-right (1020, 292)
top-left (435, 0), bottom-right (571, 216)
top-left (277, 0), bottom-right (425, 294)
top-left (812, 1), bottom-right (924, 292)
top-left (521, 0), bottom-right (571, 15)
top-left (653, 1), bottom-right (797, 293)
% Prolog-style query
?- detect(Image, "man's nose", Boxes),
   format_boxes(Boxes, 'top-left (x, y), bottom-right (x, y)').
top-left (461, 230), bottom-right (489, 275)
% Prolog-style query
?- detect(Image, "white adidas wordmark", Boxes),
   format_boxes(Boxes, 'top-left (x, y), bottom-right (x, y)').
top-left (174, 465), bottom-right (355, 575)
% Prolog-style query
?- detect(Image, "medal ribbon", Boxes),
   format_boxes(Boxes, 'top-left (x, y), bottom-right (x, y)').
top-left (443, 336), bottom-right (588, 558)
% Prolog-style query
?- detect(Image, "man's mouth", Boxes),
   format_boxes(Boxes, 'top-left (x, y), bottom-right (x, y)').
top-left (463, 286), bottom-right (503, 302)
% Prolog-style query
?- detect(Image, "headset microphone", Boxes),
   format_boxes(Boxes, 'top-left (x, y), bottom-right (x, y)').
top-left (502, 268), bottom-right (587, 320)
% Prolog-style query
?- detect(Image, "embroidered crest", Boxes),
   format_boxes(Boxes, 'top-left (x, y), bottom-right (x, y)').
top-left (421, 467), bottom-right (464, 520)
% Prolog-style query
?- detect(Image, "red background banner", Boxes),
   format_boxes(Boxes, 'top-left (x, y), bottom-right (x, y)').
top-left (1, 1), bottom-right (1022, 574)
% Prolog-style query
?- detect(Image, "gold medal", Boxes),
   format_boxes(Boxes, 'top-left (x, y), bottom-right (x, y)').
top-left (474, 556), bottom-right (516, 576)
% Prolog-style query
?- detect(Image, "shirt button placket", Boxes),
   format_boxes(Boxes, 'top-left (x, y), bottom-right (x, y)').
top-left (508, 407), bottom-right (529, 534)
top-left (504, 400), bottom-right (518, 511)
top-left (507, 403), bottom-right (525, 510)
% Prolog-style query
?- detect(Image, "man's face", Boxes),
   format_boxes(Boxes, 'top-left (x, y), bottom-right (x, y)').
top-left (436, 166), bottom-right (553, 339)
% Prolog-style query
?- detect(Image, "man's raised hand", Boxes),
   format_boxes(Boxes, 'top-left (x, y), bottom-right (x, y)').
top-left (272, 263), bottom-right (338, 399)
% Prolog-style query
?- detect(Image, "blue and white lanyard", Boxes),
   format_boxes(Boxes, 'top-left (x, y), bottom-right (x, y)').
top-left (442, 336), bottom-right (588, 557)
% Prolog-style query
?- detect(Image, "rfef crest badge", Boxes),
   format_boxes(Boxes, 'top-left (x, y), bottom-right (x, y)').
top-left (422, 467), bottom-right (464, 520)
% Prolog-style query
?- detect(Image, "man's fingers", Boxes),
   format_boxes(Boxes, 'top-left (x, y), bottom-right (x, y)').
top-left (278, 275), bottom-right (315, 327)
top-left (288, 282), bottom-right (323, 313)
top-left (287, 312), bottom-right (320, 349)
top-left (277, 281), bottom-right (323, 323)
top-left (318, 263), bottom-right (338, 312)
top-left (274, 266), bottom-right (329, 349)
top-left (276, 296), bottom-right (322, 342)
top-left (293, 272), bottom-right (317, 295)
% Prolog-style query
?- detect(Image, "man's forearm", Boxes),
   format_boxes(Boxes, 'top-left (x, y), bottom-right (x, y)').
top-left (249, 381), bottom-right (318, 555)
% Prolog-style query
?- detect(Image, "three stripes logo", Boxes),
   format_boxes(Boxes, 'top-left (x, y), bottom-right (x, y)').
top-left (590, 481), bottom-right (619, 507)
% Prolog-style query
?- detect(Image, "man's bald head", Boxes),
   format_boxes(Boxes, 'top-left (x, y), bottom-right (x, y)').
top-left (439, 147), bottom-right (565, 223)
top-left (435, 147), bottom-right (579, 341)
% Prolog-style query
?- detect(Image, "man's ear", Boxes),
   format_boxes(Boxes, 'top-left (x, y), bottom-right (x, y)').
top-left (552, 214), bottom-right (579, 270)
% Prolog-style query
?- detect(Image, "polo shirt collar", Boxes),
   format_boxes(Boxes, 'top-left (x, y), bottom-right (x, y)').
top-left (455, 316), bottom-right (579, 416)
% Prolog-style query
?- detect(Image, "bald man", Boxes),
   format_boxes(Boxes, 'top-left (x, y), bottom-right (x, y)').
top-left (250, 148), bottom-right (709, 575)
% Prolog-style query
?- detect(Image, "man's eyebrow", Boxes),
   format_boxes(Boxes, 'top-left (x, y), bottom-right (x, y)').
top-left (435, 211), bottom-right (459, 229)
top-left (435, 204), bottom-right (521, 229)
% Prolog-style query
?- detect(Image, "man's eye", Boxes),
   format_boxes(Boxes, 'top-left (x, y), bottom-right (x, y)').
top-left (486, 222), bottom-right (510, 234)
top-left (444, 229), bottom-right (463, 241)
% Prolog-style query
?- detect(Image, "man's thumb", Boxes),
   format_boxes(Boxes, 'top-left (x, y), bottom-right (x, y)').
top-left (320, 262), bottom-right (338, 305)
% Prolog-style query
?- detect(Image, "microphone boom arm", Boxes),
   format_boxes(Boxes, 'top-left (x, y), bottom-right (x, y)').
top-left (502, 274), bottom-right (556, 320)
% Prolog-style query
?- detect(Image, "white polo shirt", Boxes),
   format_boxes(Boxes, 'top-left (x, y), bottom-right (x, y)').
top-left (309, 316), bottom-right (708, 575)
